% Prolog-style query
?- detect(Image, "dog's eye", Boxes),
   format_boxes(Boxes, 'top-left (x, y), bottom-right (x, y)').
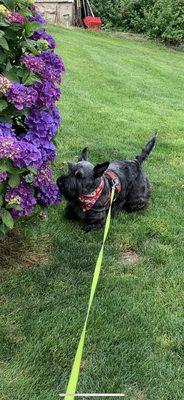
top-left (75, 169), bottom-right (83, 178)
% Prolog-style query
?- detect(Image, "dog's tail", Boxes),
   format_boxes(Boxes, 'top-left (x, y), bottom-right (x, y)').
top-left (134, 133), bottom-right (157, 165)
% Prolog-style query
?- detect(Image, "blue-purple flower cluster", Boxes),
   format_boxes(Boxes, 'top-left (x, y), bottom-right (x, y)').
top-left (25, 105), bottom-right (61, 140)
top-left (34, 165), bottom-right (53, 187)
top-left (33, 80), bottom-right (61, 108)
top-left (30, 29), bottom-right (56, 49)
top-left (37, 183), bottom-right (61, 206)
top-left (29, 7), bottom-right (45, 25)
top-left (7, 82), bottom-right (38, 110)
top-left (5, 178), bottom-right (36, 218)
top-left (0, 123), bottom-right (15, 138)
top-left (0, 2), bottom-right (64, 226)
top-left (21, 51), bottom-right (65, 83)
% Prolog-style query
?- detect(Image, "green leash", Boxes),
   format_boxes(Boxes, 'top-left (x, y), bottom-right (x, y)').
top-left (63, 186), bottom-right (116, 400)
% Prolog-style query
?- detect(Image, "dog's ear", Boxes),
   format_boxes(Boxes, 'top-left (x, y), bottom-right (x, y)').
top-left (67, 162), bottom-right (76, 172)
top-left (93, 162), bottom-right (109, 178)
top-left (78, 147), bottom-right (88, 162)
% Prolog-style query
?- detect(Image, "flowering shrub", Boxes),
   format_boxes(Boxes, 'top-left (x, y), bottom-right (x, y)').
top-left (0, 0), bottom-right (64, 237)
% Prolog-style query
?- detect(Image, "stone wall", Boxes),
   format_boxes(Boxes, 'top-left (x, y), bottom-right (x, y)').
top-left (35, 0), bottom-right (74, 26)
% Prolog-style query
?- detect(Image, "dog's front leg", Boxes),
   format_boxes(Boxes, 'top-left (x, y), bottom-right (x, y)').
top-left (65, 202), bottom-right (79, 220)
top-left (83, 210), bottom-right (106, 233)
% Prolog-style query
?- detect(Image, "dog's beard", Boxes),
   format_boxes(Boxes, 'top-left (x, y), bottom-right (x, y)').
top-left (57, 175), bottom-right (82, 202)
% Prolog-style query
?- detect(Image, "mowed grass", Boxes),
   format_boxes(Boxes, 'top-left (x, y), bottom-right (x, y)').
top-left (0, 27), bottom-right (184, 400)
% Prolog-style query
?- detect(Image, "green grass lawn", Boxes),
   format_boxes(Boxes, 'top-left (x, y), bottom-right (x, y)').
top-left (0, 27), bottom-right (184, 400)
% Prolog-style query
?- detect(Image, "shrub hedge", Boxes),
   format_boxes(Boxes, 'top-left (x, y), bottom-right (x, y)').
top-left (91, 0), bottom-right (184, 44)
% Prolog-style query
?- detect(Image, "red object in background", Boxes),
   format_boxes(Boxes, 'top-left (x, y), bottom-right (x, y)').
top-left (83, 16), bottom-right (102, 30)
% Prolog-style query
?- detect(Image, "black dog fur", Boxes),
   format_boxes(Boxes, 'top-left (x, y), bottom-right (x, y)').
top-left (57, 134), bottom-right (157, 232)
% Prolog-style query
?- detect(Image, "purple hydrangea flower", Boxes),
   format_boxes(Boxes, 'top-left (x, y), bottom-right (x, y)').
top-left (5, 179), bottom-right (36, 218)
top-left (21, 54), bottom-right (45, 75)
top-left (8, 12), bottom-right (25, 25)
top-left (30, 29), bottom-right (56, 49)
top-left (14, 139), bottom-right (42, 169)
top-left (7, 83), bottom-right (38, 110)
top-left (39, 51), bottom-right (65, 83)
top-left (0, 171), bottom-right (8, 182)
top-left (0, 136), bottom-right (20, 160)
top-left (20, 127), bottom-right (57, 164)
top-left (37, 139), bottom-right (56, 164)
top-left (36, 183), bottom-right (61, 205)
top-left (33, 80), bottom-right (61, 108)
top-left (29, 12), bottom-right (45, 25)
top-left (34, 165), bottom-right (53, 187)
top-left (25, 106), bottom-right (61, 140)
top-left (0, 123), bottom-right (15, 138)
top-left (21, 52), bottom-right (65, 84)
top-left (50, 104), bottom-right (61, 128)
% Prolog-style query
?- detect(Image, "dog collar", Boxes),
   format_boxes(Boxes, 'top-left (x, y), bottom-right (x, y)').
top-left (79, 178), bottom-right (105, 212)
top-left (106, 170), bottom-right (121, 193)
top-left (79, 171), bottom-right (121, 213)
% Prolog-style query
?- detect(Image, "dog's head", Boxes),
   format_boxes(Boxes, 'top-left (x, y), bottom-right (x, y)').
top-left (57, 148), bottom-right (109, 202)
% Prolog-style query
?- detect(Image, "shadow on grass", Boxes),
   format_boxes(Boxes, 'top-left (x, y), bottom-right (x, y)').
top-left (0, 218), bottom-right (52, 270)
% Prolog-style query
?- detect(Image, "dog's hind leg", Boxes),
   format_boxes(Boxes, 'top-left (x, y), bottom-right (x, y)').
top-left (124, 173), bottom-right (151, 212)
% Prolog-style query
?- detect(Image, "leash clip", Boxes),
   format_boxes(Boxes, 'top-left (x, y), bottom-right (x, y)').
top-left (111, 177), bottom-right (119, 188)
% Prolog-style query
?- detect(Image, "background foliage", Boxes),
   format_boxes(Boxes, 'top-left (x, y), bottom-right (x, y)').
top-left (91, 0), bottom-right (184, 44)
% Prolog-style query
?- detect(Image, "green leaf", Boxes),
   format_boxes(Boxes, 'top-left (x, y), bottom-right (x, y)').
top-left (5, 60), bottom-right (12, 71)
top-left (5, 67), bottom-right (20, 82)
top-left (25, 21), bottom-right (41, 36)
top-left (0, 99), bottom-right (8, 112)
top-left (23, 72), bottom-right (40, 85)
top-left (0, 115), bottom-right (12, 123)
top-left (0, 183), bottom-right (5, 194)
top-left (0, 30), bottom-right (5, 38)
top-left (19, 9), bottom-right (32, 18)
top-left (0, 48), bottom-right (6, 65)
top-left (0, 21), bottom-right (10, 28)
top-left (1, 104), bottom-right (21, 117)
top-left (1, 208), bottom-right (14, 229)
top-left (0, 195), bottom-right (3, 207)
top-left (3, 28), bottom-right (17, 41)
top-left (16, 67), bottom-right (29, 78)
top-left (27, 167), bottom-right (36, 174)
top-left (0, 222), bottom-right (7, 240)
top-left (1, 0), bottom-right (15, 11)
top-left (7, 204), bottom-right (22, 211)
top-left (0, 36), bottom-right (9, 51)
top-left (8, 174), bottom-right (20, 188)
top-left (0, 159), bottom-right (11, 172)
top-left (21, 39), bottom-right (40, 56)
top-left (0, 160), bottom-right (26, 175)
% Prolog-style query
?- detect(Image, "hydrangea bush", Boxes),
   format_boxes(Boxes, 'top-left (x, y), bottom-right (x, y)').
top-left (0, 0), bottom-right (64, 238)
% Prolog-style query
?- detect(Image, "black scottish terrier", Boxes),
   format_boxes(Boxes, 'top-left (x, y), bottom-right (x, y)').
top-left (57, 134), bottom-right (156, 232)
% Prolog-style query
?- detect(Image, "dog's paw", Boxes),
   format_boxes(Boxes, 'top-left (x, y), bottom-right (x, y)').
top-left (83, 223), bottom-right (103, 233)
top-left (82, 225), bottom-right (94, 233)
